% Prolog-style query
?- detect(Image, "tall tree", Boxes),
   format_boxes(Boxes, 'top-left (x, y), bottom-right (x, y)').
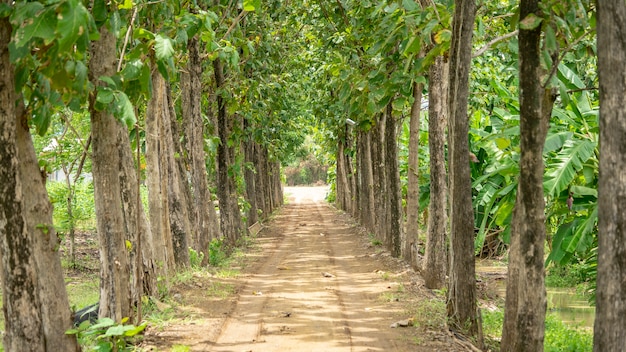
top-left (89, 24), bottom-right (131, 320)
top-left (145, 70), bottom-right (176, 274)
top-left (0, 12), bottom-right (46, 350)
top-left (446, 0), bottom-right (482, 343)
top-left (181, 37), bottom-right (219, 258)
top-left (501, 0), bottom-right (552, 349)
top-left (422, 56), bottom-right (449, 289)
top-left (213, 58), bottom-right (244, 248)
top-left (384, 102), bottom-right (403, 257)
top-left (404, 81), bottom-right (423, 265)
top-left (593, 1), bottom-right (626, 350)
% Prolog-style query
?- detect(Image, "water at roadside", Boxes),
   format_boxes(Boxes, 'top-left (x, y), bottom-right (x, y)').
top-left (476, 260), bottom-right (595, 328)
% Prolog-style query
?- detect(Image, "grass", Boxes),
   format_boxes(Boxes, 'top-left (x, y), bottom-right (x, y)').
top-left (206, 282), bottom-right (235, 299)
top-left (482, 308), bottom-right (593, 351)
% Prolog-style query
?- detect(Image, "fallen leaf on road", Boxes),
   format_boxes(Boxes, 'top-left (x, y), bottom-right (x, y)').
top-left (277, 266), bottom-right (290, 270)
top-left (322, 272), bottom-right (335, 278)
top-left (253, 291), bottom-right (263, 296)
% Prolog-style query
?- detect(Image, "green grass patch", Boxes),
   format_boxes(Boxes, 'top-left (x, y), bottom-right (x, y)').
top-left (482, 308), bottom-right (592, 351)
top-left (66, 276), bottom-right (100, 311)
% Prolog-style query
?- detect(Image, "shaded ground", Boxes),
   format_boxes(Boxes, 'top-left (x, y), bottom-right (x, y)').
top-left (142, 186), bottom-right (472, 351)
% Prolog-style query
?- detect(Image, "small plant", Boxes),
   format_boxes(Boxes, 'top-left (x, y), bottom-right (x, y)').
top-left (209, 238), bottom-right (228, 267)
top-left (66, 317), bottom-right (146, 352)
top-left (368, 232), bottom-right (382, 246)
top-left (189, 247), bottom-right (204, 268)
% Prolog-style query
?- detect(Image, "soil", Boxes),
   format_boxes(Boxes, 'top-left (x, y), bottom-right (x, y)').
top-left (141, 186), bottom-right (475, 351)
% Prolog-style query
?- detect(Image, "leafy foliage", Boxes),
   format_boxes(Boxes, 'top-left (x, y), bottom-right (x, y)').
top-left (66, 317), bottom-right (146, 352)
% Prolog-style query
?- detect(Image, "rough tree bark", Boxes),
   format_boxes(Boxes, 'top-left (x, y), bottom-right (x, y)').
top-left (89, 25), bottom-right (131, 321)
top-left (384, 102), bottom-right (403, 258)
top-left (0, 15), bottom-right (46, 350)
top-left (446, 0), bottom-right (482, 343)
top-left (117, 125), bottom-right (157, 299)
top-left (357, 129), bottom-right (375, 233)
top-left (181, 36), bottom-right (219, 263)
top-left (145, 69), bottom-right (175, 277)
top-left (165, 86), bottom-right (191, 267)
top-left (244, 137), bottom-right (259, 227)
top-left (593, 1), bottom-right (626, 350)
top-left (422, 56), bottom-right (449, 289)
top-left (405, 81), bottom-right (423, 265)
top-left (372, 113), bottom-right (387, 244)
top-left (501, 0), bottom-right (552, 349)
top-left (213, 58), bottom-right (243, 247)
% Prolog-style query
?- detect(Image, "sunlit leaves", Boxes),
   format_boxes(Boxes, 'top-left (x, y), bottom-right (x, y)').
top-left (154, 34), bottom-right (175, 60)
top-left (243, 0), bottom-right (261, 12)
top-left (11, 3), bottom-right (56, 48)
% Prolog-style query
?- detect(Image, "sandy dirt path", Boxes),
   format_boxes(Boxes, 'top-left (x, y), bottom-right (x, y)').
top-left (143, 186), bottom-right (465, 351)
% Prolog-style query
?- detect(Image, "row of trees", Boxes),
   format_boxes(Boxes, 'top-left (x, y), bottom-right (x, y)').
top-left (0, 0), bottom-right (306, 350)
top-left (311, 0), bottom-right (624, 350)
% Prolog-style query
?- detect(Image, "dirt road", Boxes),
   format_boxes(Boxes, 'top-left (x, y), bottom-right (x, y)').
top-left (143, 186), bottom-right (465, 351)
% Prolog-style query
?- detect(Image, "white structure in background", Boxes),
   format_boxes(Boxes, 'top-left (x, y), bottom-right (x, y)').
top-left (43, 139), bottom-right (92, 183)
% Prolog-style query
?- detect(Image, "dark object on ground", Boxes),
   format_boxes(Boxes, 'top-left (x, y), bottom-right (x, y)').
top-left (73, 303), bottom-right (99, 326)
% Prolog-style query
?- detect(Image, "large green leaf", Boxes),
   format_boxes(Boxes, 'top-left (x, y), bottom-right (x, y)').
top-left (56, 0), bottom-right (91, 53)
top-left (543, 131), bottom-right (573, 154)
top-left (543, 139), bottom-right (596, 197)
top-left (154, 34), bottom-right (175, 61)
top-left (12, 3), bottom-right (56, 48)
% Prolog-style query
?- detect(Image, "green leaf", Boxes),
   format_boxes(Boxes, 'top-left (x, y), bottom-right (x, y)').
top-left (57, 0), bottom-right (92, 53)
top-left (96, 87), bottom-right (114, 104)
top-left (99, 76), bottom-right (117, 88)
top-left (13, 5), bottom-right (57, 48)
top-left (543, 139), bottom-right (597, 197)
top-left (154, 34), bottom-right (175, 60)
top-left (434, 29), bottom-right (451, 44)
top-left (243, 0), bottom-right (261, 12)
top-left (124, 322), bottom-right (147, 336)
top-left (113, 92), bottom-right (137, 128)
top-left (544, 24), bottom-right (556, 53)
top-left (90, 318), bottom-right (116, 330)
top-left (570, 185), bottom-right (597, 198)
top-left (563, 205), bottom-right (597, 254)
top-left (0, 3), bottom-right (11, 17)
top-left (543, 131), bottom-right (573, 153)
top-left (495, 137), bottom-right (511, 150)
top-left (519, 13), bottom-right (543, 30)
top-left (118, 0), bottom-right (133, 10)
top-left (402, 0), bottom-right (419, 12)
top-left (402, 36), bottom-right (421, 57)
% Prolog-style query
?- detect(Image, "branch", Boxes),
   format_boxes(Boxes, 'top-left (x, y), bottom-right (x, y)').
top-left (117, 7), bottom-right (139, 72)
top-left (542, 28), bottom-right (594, 88)
top-left (335, 0), bottom-right (350, 28)
top-left (472, 30), bottom-right (518, 58)
top-left (220, 10), bottom-right (248, 41)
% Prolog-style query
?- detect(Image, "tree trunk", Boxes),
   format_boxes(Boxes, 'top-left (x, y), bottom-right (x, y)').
top-left (117, 124), bottom-right (157, 299)
top-left (213, 58), bottom-right (243, 247)
top-left (145, 69), bottom-right (174, 278)
top-left (336, 134), bottom-right (352, 212)
top-left (593, 1), bottom-right (626, 350)
top-left (89, 26), bottom-right (131, 321)
top-left (423, 56), bottom-right (449, 289)
top-left (165, 86), bottom-right (191, 267)
top-left (405, 81), bottom-right (423, 264)
top-left (372, 113), bottom-right (387, 244)
top-left (244, 137), bottom-right (259, 227)
top-left (0, 16), bottom-right (46, 349)
top-left (446, 0), bottom-right (481, 343)
top-left (384, 102), bottom-right (402, 258)
top-left (181, 36), bottom-right (219, 263)
top-left (357, 129), bottom-right (375, 233)
top-left (501, 1), bottom-right (551, 349)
